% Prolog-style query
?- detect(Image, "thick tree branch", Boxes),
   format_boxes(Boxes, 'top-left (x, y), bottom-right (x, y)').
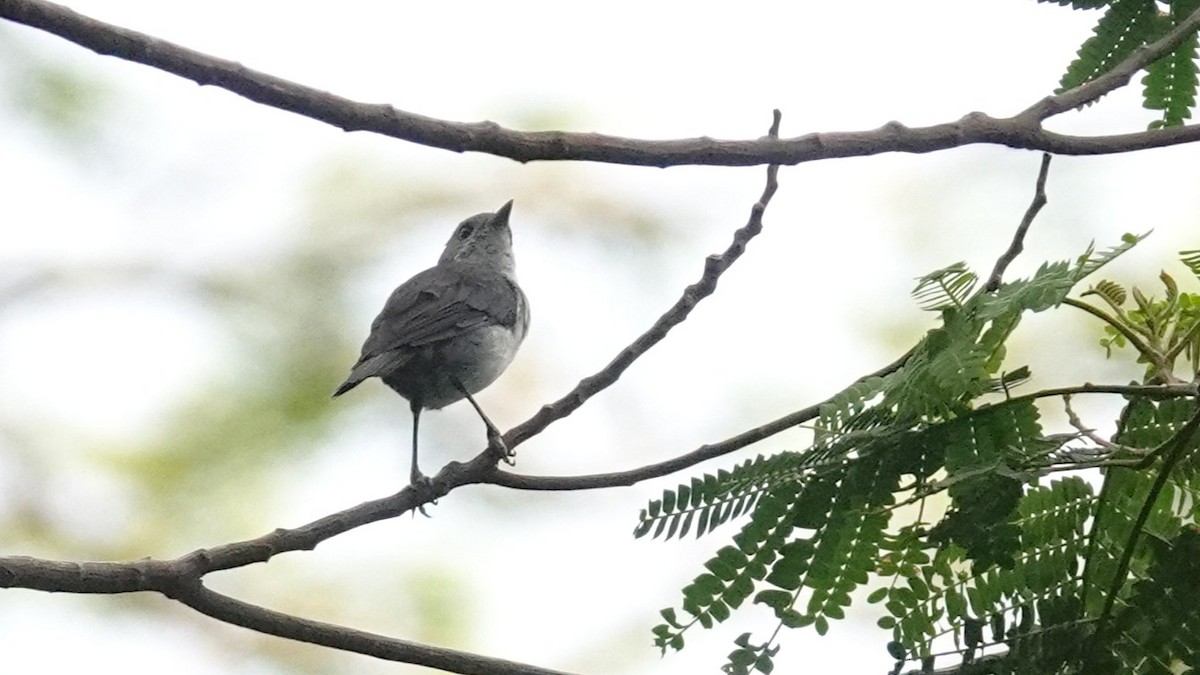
top-left (176, 583), bottom-right (575, 675)
top-left (4, 0), bottom-right (1200, 166)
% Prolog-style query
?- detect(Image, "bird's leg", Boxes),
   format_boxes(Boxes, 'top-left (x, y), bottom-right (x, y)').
top-left (410, 403), bottom-right (434, 517)
top-left (454, 380), bottom-right (515, 466)
top-left (410, 403), bottom-right (425, 484)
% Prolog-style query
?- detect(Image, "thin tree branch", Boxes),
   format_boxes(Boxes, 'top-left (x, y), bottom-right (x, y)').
top-left (1005, 381), bottom-right (1198, 406)
top-left (984, 153), bottom-right (1051, 292)
top-left (4, 0), bottom-right (1200, 166)
top-left (490, 380), bottom-right (1198, 492)
top-left (1063, 394), bottom-right (1123, 451)
top-left (498, 110), bottom-right (781, 452)
top-left (0, 109), bottom-right (785, 583)
top-left (1063, 297), bottom-right (1160, 364)
top-left (492, 346), bottom-right (914, 490)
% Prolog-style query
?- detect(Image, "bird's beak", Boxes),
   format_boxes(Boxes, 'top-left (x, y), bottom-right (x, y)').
top-left (495, 199), bottom-right (514, 225)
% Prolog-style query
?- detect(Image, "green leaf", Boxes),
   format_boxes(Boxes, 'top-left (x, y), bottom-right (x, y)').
top-left (1058, 0), bottom-right (1160, 94)
top-left (913, 262), bottom-right (978, 311)
top-left (1143, 0), bottom-right (1200, 129)
top-left (814, 615), bottom-right (829, 636)
top-left (754, 589), bottom-right (792, 611)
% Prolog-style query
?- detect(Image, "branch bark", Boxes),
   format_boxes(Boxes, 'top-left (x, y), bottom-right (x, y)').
top-left (4, 0), bottom-right (1200, 166)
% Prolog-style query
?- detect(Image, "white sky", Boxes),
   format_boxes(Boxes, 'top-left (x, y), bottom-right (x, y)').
top-left (2, 1), bottom-right (1198, 674)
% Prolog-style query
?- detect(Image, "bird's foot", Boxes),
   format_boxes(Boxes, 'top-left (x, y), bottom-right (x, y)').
top-left (486, 427), bottom-right (516, 467)
top-left (409, 469), bottom-right (436, 518)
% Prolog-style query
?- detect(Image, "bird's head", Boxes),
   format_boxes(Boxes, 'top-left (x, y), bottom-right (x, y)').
top-left (438, 200), bottom-right (516, 273)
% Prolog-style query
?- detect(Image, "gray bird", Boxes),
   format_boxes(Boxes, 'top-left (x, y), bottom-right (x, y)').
top-left (333, 200), bottom-right (529, 484)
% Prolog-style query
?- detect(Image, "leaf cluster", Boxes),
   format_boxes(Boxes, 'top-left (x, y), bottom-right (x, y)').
top-left (1077, 256), bottom-right (1200, 382)
top-left (638, 238), bottom-right (1200, 673)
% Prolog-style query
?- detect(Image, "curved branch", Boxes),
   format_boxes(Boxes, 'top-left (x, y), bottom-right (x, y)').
top-left (176, 583), bottom-right (575, 675)
top-left (494, 400), bottom-right (822, 491)
top-left (4, 0), bottom-right (1200, 166)
top-left (494, 346), bottom-right (914, 491)
top-left (1063, 297), bottom-right (1160, 364)
top-left (493, 380), bottom-right (1198, 492)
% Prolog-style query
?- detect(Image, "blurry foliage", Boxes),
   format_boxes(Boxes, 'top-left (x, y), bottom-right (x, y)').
top-left (0, 25), bottom-right (114, 146)
top-left (639, 240), bottom-right (1200, 673)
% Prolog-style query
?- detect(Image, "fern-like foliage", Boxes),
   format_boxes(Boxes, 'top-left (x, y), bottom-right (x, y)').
top-left (1145, 0), bottom-right (1200, 128)
top-left (1070, 231), bottom-right (1149, 283)
top-left (634, 452), bottom-right (808, 541)
top-left (875, 476), bottom-right (1096, 667)
top-left (1044, 0), bottom-right (1200, 128)
top-left (912, 263), bottom-right (977, 311)
top-left (1082, 397), bottom-right (1200, 673)
top-left (1038, 0), bottom-right (1113, 8)
top-left (1104, 527), bottom-right (1200, 670)
top-left (640, 236), bottom-right (1185, 674)
top-left (1182, 248), bottom-right (1200, 277)
top-left (1058, 0), bottom-right (1161, 95)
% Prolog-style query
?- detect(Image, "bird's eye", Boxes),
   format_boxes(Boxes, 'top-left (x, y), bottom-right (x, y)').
top-left (458, 224), bottom-right (474, 241)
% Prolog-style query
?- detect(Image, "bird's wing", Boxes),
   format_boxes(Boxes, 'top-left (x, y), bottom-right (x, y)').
top-left (333, 265), bottom-right (523, 396)
top-left (364, 265), bottom-right (520, 350)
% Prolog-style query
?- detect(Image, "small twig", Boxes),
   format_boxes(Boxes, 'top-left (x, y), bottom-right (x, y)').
top-left (984, 153), bottom-right (1051, 291)
top-left (1165, 317), bottom-right (1200, 363)
top-left (1062, 394), bottom-right (1120, 450)
top-left (883, 453), bottom-right (1146, 513)
top-left (1062, 297), bottom-right (1162, 368)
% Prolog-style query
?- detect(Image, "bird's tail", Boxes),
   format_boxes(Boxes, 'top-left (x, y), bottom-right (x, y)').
top-left (331, 377), bottom-right (361, 398)
top-left (331, 350), bottom-right (411, 398)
